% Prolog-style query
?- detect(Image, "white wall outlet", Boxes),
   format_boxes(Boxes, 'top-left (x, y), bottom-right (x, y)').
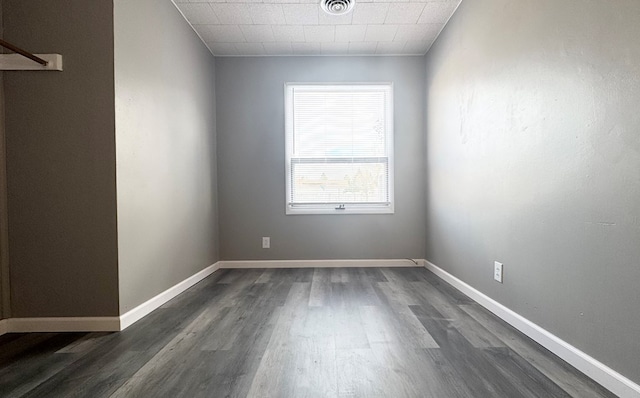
top-left (494, 261), bottom-right (503, 283)
top-left (262, 237), bottom-right (270, 249)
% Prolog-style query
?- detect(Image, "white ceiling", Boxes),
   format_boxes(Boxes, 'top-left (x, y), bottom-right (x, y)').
top-left (173, 0), bottom-right (462, 56)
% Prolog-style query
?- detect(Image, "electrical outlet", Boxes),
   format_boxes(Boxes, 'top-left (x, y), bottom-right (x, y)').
top-left (262, 237), bottom-right (270, 249)
top-left (494, 261), bottom-right (503, 283)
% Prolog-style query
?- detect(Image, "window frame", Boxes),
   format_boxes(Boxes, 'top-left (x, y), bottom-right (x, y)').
top-left (284, 82), bottom-right (395, 215)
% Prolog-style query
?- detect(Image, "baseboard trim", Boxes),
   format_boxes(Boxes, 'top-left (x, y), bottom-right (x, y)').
top-left (6, 317), bottom-right (121, 333)
top-left (0, 262), bottom-right (221, 334)
top-left (219, 259), bottom-right (423, 269)
top-left (0, 318), bottom-right (8, 335)
top-left (119, 261), bottom-right (221, 330)
top-left (424, 260), bottom-right (640, 398)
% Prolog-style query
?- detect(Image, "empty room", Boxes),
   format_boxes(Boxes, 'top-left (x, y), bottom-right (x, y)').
top-left (0, 0), bottom-right (638, 397)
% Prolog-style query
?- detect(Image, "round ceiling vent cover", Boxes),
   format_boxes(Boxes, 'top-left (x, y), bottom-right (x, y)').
top-left (321, 0), bottom-right (355, 16)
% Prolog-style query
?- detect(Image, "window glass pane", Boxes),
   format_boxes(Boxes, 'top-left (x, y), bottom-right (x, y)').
top-left (291, 161), bottom-right (388, 204)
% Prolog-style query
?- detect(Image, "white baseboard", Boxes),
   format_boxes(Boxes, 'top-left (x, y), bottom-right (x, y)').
top-left (6, 317), bottom-right (121, 333)
top-left (0, 262), bottom-right (221, 335)
top-left (219, 258), bottom-right (423, 269)
top-left (119, 262), bottom-right (220, 330)
top-left (424, 260), bottom-right (640, 398)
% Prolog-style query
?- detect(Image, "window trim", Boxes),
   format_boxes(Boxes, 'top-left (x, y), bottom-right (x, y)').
top-left (284, 82), bottom-right (395, 215)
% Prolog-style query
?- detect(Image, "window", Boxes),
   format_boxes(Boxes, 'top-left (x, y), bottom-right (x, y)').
top-left (285, 83), bottom-right (394, 215)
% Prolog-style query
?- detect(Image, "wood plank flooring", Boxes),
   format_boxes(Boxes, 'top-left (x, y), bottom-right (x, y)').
top-left (0, 267), bottom-right (616, 398)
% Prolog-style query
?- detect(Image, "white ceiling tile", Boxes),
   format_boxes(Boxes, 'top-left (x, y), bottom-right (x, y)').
top-left (403, 40), bottom-right (430, 54)
top-left (304, 25), bottom-right (335, 42)
top-left (208, 43), bottom-right (239, 56)
top-left (393, 23), bottom-right (441, 42)
top-left (272, 25), bottom-right (305, 42)
top-left (335, 25), bottom-right (368, 42)
top-left (235, 43), bottom-right (267, 55)
top-left (348, 41), bottom-right (378, 54)
top-left (282, 4), bottom-right (319, 25)
top-left (318, 11), bottom-right (353, 25)
top-left (192, 24), bottom-right (211, 38)
top-left (210, 4), bottom-right (254, 25)
top-left (423, 31), bottom-right (439, 45)
top-left (423, 22), bottom-right (444, 37)
top-left (200, 25), bottom-right (246, 43)
top-left (321, 42), bottom-right (350, 54)
top-left (364, 24), bottom-right (398, 41)
top-left (291, 42), bottom-right (322, 54)
top-left (375, 41), bottom-right (406, 54)
top-left (248, 4), bottom-right (286, 25)
top-left (176, 3), bottom-right (219, 25)
top-left (263, 42), bottom-right (293, 55)
top-left (351, 3), bottom-right (390, 25)
top-left (173, 0), bottom-right (459, 56)
top-left (239, 25), bottom-right (275, 42)
top-left (418, 1), bottom-right (459, 24)
top-left (384, 3), bottom-right (425, 24)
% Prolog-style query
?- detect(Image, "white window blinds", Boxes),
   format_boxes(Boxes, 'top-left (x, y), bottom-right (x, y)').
top-left (285, 84), bottom-right (394, 214)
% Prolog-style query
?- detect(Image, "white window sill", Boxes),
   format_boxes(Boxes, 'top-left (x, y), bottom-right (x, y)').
top-left (286, 206), bottom-right (394, 215)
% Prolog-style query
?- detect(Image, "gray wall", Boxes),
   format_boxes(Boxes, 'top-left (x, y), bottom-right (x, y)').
top-left (216, 56), bottom-right (426, 261)
top-left (114, 0), bottom-right (219, 313)
top-left (3, 0), bottom-right (119, 317)
top-left (424, 0), bottom-right (640, 383)
top-left (0, 0), bottom-right (7, 320)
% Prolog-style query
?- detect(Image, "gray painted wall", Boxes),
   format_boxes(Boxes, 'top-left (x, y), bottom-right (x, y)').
top-left (3, 0), bottom-right (119, 317)
top-left (0, 0), bottom-right (7, 320)
top-left (424, 0), bottom-right (640, 383)
top-left (114, 0), bottom-right (219, 313)
top-left (0, 72), bottom-right (5, 320)
top-left (216, 56), bottom-right (426, 261)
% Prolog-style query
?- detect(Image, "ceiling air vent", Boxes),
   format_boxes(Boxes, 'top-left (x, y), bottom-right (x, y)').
top-left (321, 0), bottom-right (355, 16)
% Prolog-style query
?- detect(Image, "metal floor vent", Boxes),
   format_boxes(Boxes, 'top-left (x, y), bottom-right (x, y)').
top-left (321, 0), bottom-right (355, 16)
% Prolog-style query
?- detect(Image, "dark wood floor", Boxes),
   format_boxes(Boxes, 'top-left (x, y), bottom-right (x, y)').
top-left (0, 267), bottom-right (615, 398)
